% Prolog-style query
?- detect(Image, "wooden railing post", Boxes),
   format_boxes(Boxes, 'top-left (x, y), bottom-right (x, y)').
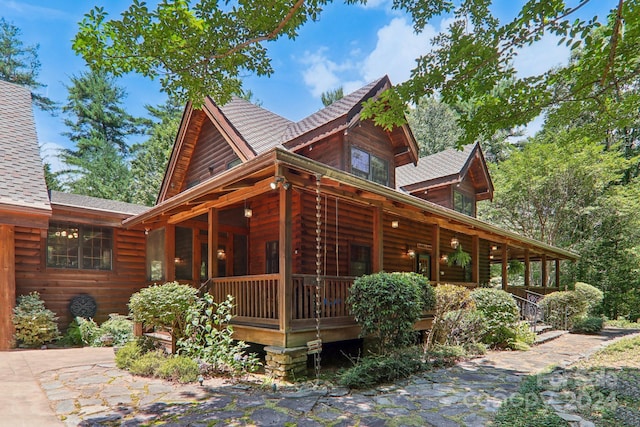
top-left (278, 183), bottom-right (292, 334)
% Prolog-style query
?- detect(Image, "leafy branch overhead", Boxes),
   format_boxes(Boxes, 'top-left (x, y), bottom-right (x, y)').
top-left (72, 0), bottom-right (329, 106)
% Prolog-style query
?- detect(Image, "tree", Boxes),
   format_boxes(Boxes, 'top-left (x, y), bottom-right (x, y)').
top-left (321, 87), bottom-right (344, 106)
top-left (130, 98), bottom-right (183, 206)
top-left (0, 18), bottom-right (55, 111)
top-left (361, 1), bottom-right (640, 147)
top-left (60, 70), bottom-right (143, 201)
top-left (72, 0), bottom-right (330, 106)
top-left (407, 96), bottom-right (461, 157)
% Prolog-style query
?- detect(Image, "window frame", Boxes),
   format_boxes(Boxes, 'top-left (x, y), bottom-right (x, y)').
top-left (350, 146), bottom-right (389, 186)
top-left (453, 190), bottom-right (475, 217)
top-left (47, 222), bottom-right (113, 271)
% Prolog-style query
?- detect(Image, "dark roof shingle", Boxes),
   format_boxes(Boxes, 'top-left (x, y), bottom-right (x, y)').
top-left (0, 80), bottom-right (51, 212)
top-left (50, 191), bottom-right (149, 216)
top-left (396, 143), bottom-right (477, 189)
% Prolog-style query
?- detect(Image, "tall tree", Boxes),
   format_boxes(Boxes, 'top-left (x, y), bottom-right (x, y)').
top-left (0, 18), bottom-right (55, 111)
top-left (60, 70), bottom-right (143, 201)
top-left (130, 98), bottom-right (183, 206)
top-left (407, 96), bottom-right (460, 157)
top-left (321, 87), bottom-right (344, 106)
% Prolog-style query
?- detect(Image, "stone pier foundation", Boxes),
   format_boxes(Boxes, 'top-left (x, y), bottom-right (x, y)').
top-left (264, 346), bottom-right (308, 380)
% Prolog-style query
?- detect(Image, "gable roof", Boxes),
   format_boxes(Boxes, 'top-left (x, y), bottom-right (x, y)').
top-left (0, 79), bottom-right (51, 217)
top-left (50, 191), bottom-right (149, 216)
top-left (396, 143), bottom-right (494, 199)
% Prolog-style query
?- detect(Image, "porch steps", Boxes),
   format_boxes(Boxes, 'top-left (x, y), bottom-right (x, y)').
top-left (534, 329), bottom-right (568, 345)
top-left (143, 331), bottom-right (175, 354)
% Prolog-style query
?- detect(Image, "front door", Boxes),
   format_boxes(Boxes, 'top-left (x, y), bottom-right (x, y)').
top-left (417, 253), bottom-right (431, 279)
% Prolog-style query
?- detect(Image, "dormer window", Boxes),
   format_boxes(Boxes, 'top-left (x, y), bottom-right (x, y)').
top-left (350, 147), bottom-right (389, 186)
top-left (454, 190), bottom-right (475, 217)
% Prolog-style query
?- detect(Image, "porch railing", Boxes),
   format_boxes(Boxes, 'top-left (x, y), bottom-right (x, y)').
top-left (209, 274), bottom-right (279, 326)
top-left (512, 294), bottom-right (540, 333)
top-left (292, 275), bottom-right (354, 320)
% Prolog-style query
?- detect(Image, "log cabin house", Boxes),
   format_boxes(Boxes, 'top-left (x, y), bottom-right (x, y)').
top-left (0, 77), bottom-right (577, 366)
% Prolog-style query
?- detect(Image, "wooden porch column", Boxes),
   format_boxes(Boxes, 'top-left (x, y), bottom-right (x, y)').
top-left (555, 259), bottom-right (561, 289)
top-left (501, 244), bottom-right (508, 290)
top-left (431, 224), bottom-right (440, 284)
top-left (524, 249), bottom-right (531, 287)
top-left (165, 224), bottom-right (176, 281)
top-left (372, 206), bottom-right (383, 272)
top-left (471, 235), bottom-right (479, 284)
top-left (541, 254), bottom-right (548, 288)
top-left (278, 185), bottom-right (292, 335)
top-left (207, 208), bottom-right (219, 278)
top-left (0, 225), bottom-right (16, 350)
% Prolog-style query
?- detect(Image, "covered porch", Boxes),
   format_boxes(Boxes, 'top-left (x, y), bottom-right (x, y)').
top-left (125, 148), bottom-right (578, 349)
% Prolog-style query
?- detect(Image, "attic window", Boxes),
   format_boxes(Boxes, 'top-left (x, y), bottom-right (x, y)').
top-left (351, 147), bottom-right (389, 186)
top-left (454, 190), bottom-right (475, 217)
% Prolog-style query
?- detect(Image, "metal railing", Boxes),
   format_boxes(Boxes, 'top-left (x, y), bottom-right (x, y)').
top-left (512, 294), bottom-right (540, 333)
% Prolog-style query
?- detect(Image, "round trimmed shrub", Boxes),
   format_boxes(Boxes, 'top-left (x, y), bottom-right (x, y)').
top-left (348, 272), bottom-right (435, 354)
top-left (574, 282), bottom-right (603, 315)
top-left (128, 281), bottom-right (198, 341)
top-left (471, 288), bottom-right (520, 347)
top-left (428, 284), bottom-right (476, 347)
top-left (12, 292), bottom-right (60, 348)
top-left (539, 291), bottom-right (588, 330)
top-left (571, 316), bottom-right (604, 334)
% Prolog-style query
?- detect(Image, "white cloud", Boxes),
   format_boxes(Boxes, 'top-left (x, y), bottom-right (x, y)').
top-left (0, 0), bottom-right (73, 21)
top-left (300, 48), bottom-right (358, 97)
top-left (361, 17), bottom-right (436, 84)
top-left (512, 34), bottom-right (570, 78)
top-left (39, 142), bottom-right (66, 173)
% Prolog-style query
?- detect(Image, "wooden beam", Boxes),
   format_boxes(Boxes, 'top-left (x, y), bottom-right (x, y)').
top-left (278, 185), bottom-right (293, 336)
top-left (501, 244), bottom-right (508, 290)
top-left (0, 225), bottom-right (15, 350)
top-left (555, 259), bottom-right (561, 289)
top-left (208, 209), bottom-right (218, 278)
top-left (471, 235), bottom-right (479, 284)
top-left (165, 224), bottom-right (175, 282)
top-left (372, 206), bottom-right (383, 272)
top-left (431, 224), bottom-right (440, 282)
top-left (541, 254), bottom-right (548, 287)
top-left (524, 249), bottom-right (531, 287)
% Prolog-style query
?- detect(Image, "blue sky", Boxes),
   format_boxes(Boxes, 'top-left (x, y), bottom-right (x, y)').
top-left (1, 0), bottom-right (613, 167)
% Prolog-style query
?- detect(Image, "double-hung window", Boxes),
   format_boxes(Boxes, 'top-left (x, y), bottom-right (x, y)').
top-left (351, 147), bottom-right (389, 186)
top-left (47, 223), bottom-right (113, 270)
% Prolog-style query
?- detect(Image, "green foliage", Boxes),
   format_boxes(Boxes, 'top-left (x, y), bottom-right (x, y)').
top-left (605, 318), bottom-right (640, 329)
top-left (12, 292), bottom-right (60, 348)
top-left (115, 340), bottom-right (143, 369)
top-left (338, 347), bottom-right (428, 389)
top-left (129, 350), bottom-right (166, 377)
top-left (73, 0), bottom-right (330, 105)
top-left (571, 316), bottom-right (604, 335)
top-left (427, 284), bottom-right (475, 348)
top-left (509, 321), bottom-right (536, 350)
top-left (439, 309), bottom-right (487, 348)
top-left (539, 291), bottom-right (588, 330)
top-left (406, 96), bottom-right (461, 157)
top-left (178, 294), bottom-right (260, 375)
top-left (320, 87), bottom-right (343, 107)
top-left (57, 319), bottom-right (83, 347)
top-left (155, 356), bottom-right (200, 383)
top-left (129, 282), bottom-right (198, 342)
top-left (471, 288), bottom-right (520, 347)
top-left (347, 272), bottom-right (435, 354)
top-left (99, 314), bottom-right (134, 347)
top-left (0, 18), bottom-right (55, 111)
top-left (446, 245), bottom-right (471, 268)
top-left (573, 282), bottom-right (604, 316)
top-left (76, 317), bottom-right (101, 346)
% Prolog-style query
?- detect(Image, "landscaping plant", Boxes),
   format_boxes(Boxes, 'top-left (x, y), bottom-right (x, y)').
top-left (471, 287), bottom-right (529, 348)
top-left (12, 292), bottom-right (60, 348)
top-left (427, 284), bottom-right (475, 348)
top-left (539, 291), bottom-right (588, 330)
top-left (573, 282), bottom-right (604, 316)
top-left (347, 272), bottom-right (436, 354)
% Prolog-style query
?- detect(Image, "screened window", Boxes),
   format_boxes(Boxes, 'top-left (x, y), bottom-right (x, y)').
top-left (175, 227), bottom-right (193, 280)
top-left (47, 223), bottom-right (112, 270)
top-left (350, 244), bottom-right (371, 276)
top-left (350, 147), bottom-right (389, 186)
top-left (453, 190), bottom-right (475, 217)
top-left (266, 241), bottom-right (279, 274)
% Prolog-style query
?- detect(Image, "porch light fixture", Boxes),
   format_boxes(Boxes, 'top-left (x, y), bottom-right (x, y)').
top-left (440, 254), bottom-right (448, 264)
top-left (391, 220), bottom-right (399, 229)
top-left (217, 249), bottom-right (226, 260)
top-left (244, 200), bottom-right (252, 218)
top-left (489, 254), bottom-right (495, 260)
top-left (407, 249), bottom-right (416, 259)
top-left (270, 176), bottom-right (290, 190)
top-left (491, 245), bottom-right (498, 251)
top-left (450, 237), bottom-right (460, 249)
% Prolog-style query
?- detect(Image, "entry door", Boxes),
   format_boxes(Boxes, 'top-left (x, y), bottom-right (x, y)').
top-left (417, 254), bottom-right (431, 279)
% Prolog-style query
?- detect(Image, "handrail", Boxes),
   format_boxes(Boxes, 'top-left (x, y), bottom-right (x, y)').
top-left (197, 277), bottom-right (212, 297)
top-left (512, 294), bottom-right (540, 333)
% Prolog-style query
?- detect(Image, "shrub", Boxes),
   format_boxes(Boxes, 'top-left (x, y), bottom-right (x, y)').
top-left (440, 309), bottom-right (487, 347)
top-left (338, 347), bottom-right (427, 389)
top-left (155, 356), bottom-right (199, 383)
top-left (539, 291), bottom-right (588, 330)
top-left (571, 316), bottom-right (604, 334)
top-left (574, 282), bottom-right (604, 316)
top-left (427, 284), bottom-right (475, 347)
top-left (12, 292), bottom-right (60, 348)
top-left (471, 288), bottom-right (520, 347)
top-left (129, 282), bottom-right (198, 341)
top-left (99, 314), bottom-right (133, 347)
top-left (75, 317), bottom-right (101, 346)
top-left (115, 340), bottom-right (143, 369)
top-left (348, 272), bottom-right (435, 354)
top-left (58, 319), bottom-right (83, 347)
top-left (178, 293), bottom-right (260, 375)
top-left (129, 350), bottom-right (166, 376)
top-left (507, 321), bottom-right (536, 351)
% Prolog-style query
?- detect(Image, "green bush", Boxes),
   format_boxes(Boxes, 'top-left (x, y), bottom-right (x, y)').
top-left (12, 292), bottom-right (60, 348)
top-left (508, 321), bottom-right (536, 350)
top-left (338, 347), bottom-right (428, 389)
top-left (574, 282), bottom-right (604, 315)
top-left (130, 350), bottom-right (166, 376)
top-left (539, 291), bottom-right (588, 330)
top-left (75, 317), bottom-right (101, 346)
top-left (155, 356), bottom-right (199, 383)
top-left (440, 309), bottom-right (487, 347)
top-left (571, 316), bottom-right (604, 334)
top-left (99, 314), bottom-right (133, 346)
top-left (347, 272), bottom-right (435, 354)
top-left (471, 288), bottom-right (520, 347)
top-left (427, 284), bottom-right (475, 347)
top-left (129, 282), bottom-right (198, 341)
top-left (115, 340), bottom-right (143, 369)
top-left (58, 319), bottom-right (83, 346)
top-left (178, 293), bottom-right (260, 375)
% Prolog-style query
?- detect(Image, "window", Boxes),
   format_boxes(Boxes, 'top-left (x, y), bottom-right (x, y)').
top-left (266, 241), bottom-right (279, 274)
top-left (47, 223), bottom-right (112, 270)
top-left (454, 190), bottom-right (475, 217)
top-left (227, 158), bottom-right (242, 169)
top-left (175, 227), bottom-right (193, 280)
top-left (351, 147), bottom-right (389, 186)
top-left (350, 244), bottom-right (371, 276)
top-left (147, 228), bottom-right (165, 281)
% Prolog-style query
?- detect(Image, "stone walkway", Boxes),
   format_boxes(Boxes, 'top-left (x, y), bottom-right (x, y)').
top-left (2, 328), bottom-right (638, 427)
